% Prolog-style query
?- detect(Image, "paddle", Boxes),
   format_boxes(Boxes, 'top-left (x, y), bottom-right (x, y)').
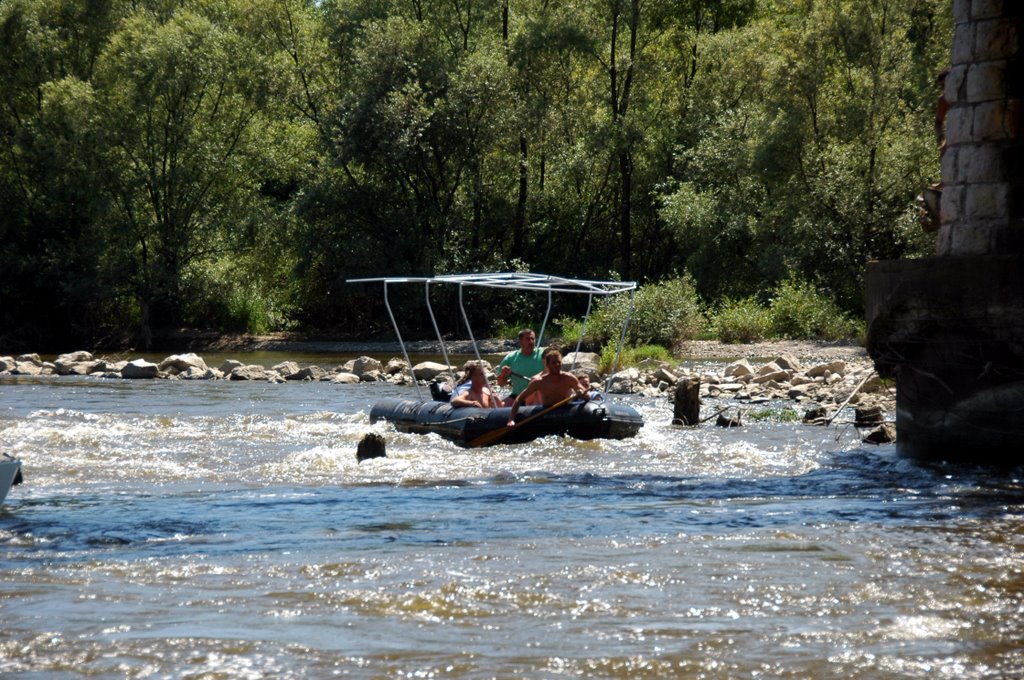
top-left (467, 393), bottom-right (576, 448)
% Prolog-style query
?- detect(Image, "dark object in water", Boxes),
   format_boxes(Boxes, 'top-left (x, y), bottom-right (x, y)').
top-left (672, 378), bottom-right (700, 426)
top-left (855, 406), bottom-right (885, 427)
top-left (370, 398), bottom-right (643, 447)
top-left (716, 412), bottom-right (742, 428)
top-left (357, 433), bottom-right (387, 462)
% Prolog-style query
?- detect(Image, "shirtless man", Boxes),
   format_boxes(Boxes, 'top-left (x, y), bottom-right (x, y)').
top-left (506, 348), bottom-right (587, 427)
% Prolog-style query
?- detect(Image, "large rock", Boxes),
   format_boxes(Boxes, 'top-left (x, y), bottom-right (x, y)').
top-left (54, 351), bottom-right (95, 375)
top-left (384, 358), bottom-right (408, 375)
top-left (350, 356), bottom-right (383, 377)
top-left (273, 361), bottom-right (301, 379)
top-left (121, 359), bottom-right (160, 379)
top-left (332, 372), bottom-right (360, 384)
top-left (0, 356), bottom-right (14, 373)
top-left (291, 365), bottom-right (328, 381)
top-left (410, 361), bottom-right (453, 382)
top-left (219, 359), bottom-right (244, 374)
top-left (229, 365), bottom-right (281, 382)
top-left (607, 367), bottom-right (641, 394)
top-left (724, 359), bottom-right (754, 379)
top-left (160, 353), bottom-right (209, 374)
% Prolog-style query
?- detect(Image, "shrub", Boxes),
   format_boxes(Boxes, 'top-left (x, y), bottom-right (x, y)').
top-left (588, 276), bottom-right (703, 347)
top-left (712, 297), bottom-right (772, 343)
top-left (600, 342), bottom-right (672, 373)
top-left (768, 277), bottom-right (859, 340)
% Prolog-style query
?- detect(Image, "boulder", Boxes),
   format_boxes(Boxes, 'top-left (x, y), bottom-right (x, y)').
top-left (410, 361), bottom-right (453, 382)
top-left (563, 351), bottom-right (600, 374)
top-left (773, 354), bottom-right (802, 372)
top-left (54, 351), bottom-right (95, 375)
top-left (273, 361), bottom-right (301, 379)
top-left (0, 356), bottom-right (14, 373)
top-left (179, 366), bottom-right (220, 380)
top-left (724, 359), bottom-right (754, 379)
top-left (121, 359), bottom-right (160, 379)
top-left (350, 356), bottom-right (383, 377)
top-left (229, 365), bottom-right (279, 381)
top-left (332, 372), bottom-right (360, 384)
top-left (219, 359), bottom-right (244, 374)
top-left (807, 360), bottom-right (846, 378)
top-left (290, 365), bottom-right (329, 381)
top-left (16, 354), bottom-right (42, 365)
top-left (385, 358), bottom-right (408, 375)
top-left (13, 361), bottom-right (45, 376)
top-left (159, 353), bottom-right (209, 374)
top-left (607, 367), bottom-right (641, 394)
top-left (356, 432), bottom-right (387, 462)
top-left (862, 422), bottom-right (896, 444)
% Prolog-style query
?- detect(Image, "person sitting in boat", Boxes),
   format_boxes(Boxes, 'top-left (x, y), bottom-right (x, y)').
top-left (450, 361), bottom-right (501, 409)
top-left (507, 348), bottom-right (587, 427)
top-left (576, 374), bottom-right (604, 402)
top-left (496, 328), bottom-right (544, 405)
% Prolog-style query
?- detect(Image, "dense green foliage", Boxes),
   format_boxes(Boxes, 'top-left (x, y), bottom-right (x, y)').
top-left (0, 0), bottom-right (950, 350)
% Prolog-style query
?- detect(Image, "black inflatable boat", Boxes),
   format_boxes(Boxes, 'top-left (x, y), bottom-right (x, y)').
top-left (370, 397), bottom-right (643, 447)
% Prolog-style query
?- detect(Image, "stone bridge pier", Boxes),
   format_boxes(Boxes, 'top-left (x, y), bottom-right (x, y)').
top-left (866, 0), bottom-right (1023, 462)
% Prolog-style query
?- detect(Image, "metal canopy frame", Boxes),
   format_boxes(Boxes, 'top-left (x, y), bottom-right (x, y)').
top-left (348, 272), bottom-right (637, 400)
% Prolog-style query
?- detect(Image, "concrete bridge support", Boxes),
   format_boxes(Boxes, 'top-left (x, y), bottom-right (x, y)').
top-left (866, 0), bottom-right (1023, 462)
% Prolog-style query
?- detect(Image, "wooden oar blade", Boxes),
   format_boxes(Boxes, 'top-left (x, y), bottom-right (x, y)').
top-left (467, 425), bottom-right (513, 448)
top-left (465, 394), bottom-right (576, 448)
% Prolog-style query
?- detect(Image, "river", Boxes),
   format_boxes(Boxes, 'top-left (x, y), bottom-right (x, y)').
top-left (1, 355), bottom-right (1023, 678)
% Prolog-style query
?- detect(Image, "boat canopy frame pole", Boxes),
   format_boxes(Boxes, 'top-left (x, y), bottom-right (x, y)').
top-left (603, 289), bottom-right (635, 393)
top-left (383, 281), bottom-right (423, 401)
top-left (537, 289), bottom-right (553, 348)
top-left (457, 284), bottom-right (484, 366)
top-left (568, 293), bottom-right (595, 374)
top-left (425, 281), bottom-right (455, 383)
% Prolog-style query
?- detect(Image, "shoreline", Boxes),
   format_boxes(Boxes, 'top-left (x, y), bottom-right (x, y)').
top-left (144, 331), bottom-right (869, 363)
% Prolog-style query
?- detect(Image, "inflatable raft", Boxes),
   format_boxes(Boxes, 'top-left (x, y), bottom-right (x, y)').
top-left (370, 397), bottom-right (643, 447)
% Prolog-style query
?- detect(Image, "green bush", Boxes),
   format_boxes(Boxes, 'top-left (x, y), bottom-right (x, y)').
top-left (768, 277), bottom-right (859, 341)
top-left (588, 276), bottom-right (703, 347)
top-left (712, 297), bottom-right (772, 343)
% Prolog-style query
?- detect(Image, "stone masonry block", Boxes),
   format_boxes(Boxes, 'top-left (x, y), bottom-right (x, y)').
top-left (940, 183), bottom-right (965, 223)
top-left (953, 0), bottom-right (971, 24)
top-left (966, 61), bottom-right (1007, 102)
top-left (952, 22), bottom-right (975, 65)
top-left (965, 181), bottom-right (1010, 219)
top-left (960, 143), bottom-right (1005, 182)
top-left (974, 18), bottom-right (1019, 61)
top-left (945, 105), bottom-right (974, 145)
top-left (947, 64), bottom-right (968, 104)
top-left (974, 100), bottom-right (1015, 140)
top-left (941, 146), bottom-right (958, 182)
top-left (970, 0), bottom-right (1004, 21)
top-left (935, 222), bottom-right (956, 256)
top-left (948, 219), bottom-right (1001, 255)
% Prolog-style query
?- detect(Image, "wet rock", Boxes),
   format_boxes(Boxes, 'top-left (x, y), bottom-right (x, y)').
top-left (122, 359), bottom-right (160, 379)
top-left (357, 432), bottom-right (386, 462)
top-left (160, 353), bottom-right (209, 374)
top-left (855, 406), bottom-right (885, 427)
top-left (273, 361), bottom-right (301, 379)
top-left (410, 361), bottom-right (454, 382)
top-left (716, 412), bottom-right (742, 427)
top-left (862, 422), bottom-right (896, 444)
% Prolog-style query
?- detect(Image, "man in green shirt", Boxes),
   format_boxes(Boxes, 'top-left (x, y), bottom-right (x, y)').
top-left (496, 328), bottom-right (544, 405)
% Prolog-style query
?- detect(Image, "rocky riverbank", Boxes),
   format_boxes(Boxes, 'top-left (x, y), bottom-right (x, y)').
top-left (3, 341), bottom-right (894, 443)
